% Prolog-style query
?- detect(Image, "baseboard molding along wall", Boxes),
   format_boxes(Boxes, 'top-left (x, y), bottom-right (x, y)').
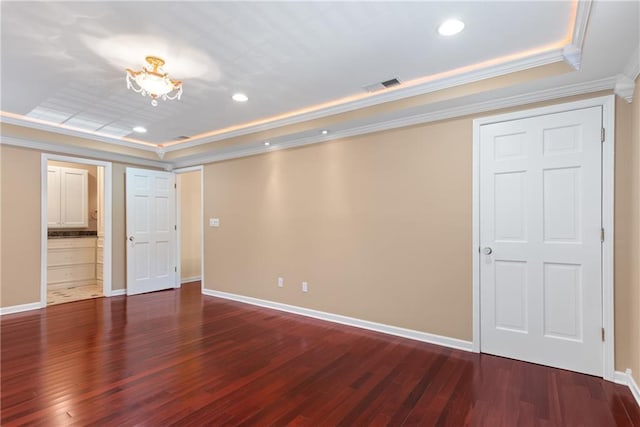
top-left (1, 290), bottom-right (127, 315)
top-left (181, 276), bottom-right (201, 284)
top-left (0, 302), bottom-right (42, 315)
top-left (614, 369), bottom-right (640, 407)
top-left (202, 288), bottom-right (473, 352)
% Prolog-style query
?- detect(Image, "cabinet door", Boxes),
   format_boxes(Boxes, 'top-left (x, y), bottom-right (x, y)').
top-left (47, 166), bottom-right (62, 227)
top-left (61, 167), bottom-right (88, 227)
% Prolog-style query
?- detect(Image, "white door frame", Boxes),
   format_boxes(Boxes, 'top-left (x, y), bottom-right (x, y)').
top-left (41, 154), bottom-right (113, 305)
top-left (173, 166), bottom-right (205, 291)
top-left (472, 95), bottom-right (615, 381)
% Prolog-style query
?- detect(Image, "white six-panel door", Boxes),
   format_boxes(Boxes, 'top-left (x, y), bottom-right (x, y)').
top-left (479, 106), bottom-right (603, 376)
top-left (126, 168), bottom-right (176, 296)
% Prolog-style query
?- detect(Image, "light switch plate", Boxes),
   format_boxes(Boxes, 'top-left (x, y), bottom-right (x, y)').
top-left (209, 218), bottom-right (220, 227)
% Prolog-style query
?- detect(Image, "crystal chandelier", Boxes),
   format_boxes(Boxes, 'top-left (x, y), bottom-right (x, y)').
top-left (126, 56), bottom-right (183, 106)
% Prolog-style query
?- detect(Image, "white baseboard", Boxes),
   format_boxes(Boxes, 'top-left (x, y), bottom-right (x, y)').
top-left (181, 276), bottom-right (201, 284)
top-left (110, 289), bottom-right (126, 296)
top-left (202, 289), bottom-right (473, 352)
top-left (0, 302), bottom-right (42, 315)
top-left (614, 369), bottom-right (640, 407)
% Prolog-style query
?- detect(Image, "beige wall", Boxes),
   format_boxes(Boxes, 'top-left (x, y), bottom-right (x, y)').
top-left (178, 171), bottom-right (202, 282)
top-left (1, 145), bottom-right (42, 307)
top-left (204, 118), bottom-right (474, 339)
top-left (1, 90), bottom-right (638, 377)
top-left (615, 78), bottom-right (640, 384)
top-left (204, 92), bottom-right (639, 373)
top-left (0, 145), bottom-right (131, 302)
top-left (48, 160), bottom-right (98, 231)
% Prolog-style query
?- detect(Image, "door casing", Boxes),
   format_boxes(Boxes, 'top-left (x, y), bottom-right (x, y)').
top-left (174, 166), bottom-right (205, 292)
top-left (471, 95), bottom-right (615, 381)
top-left (40, 154), bottom-right (113, 304)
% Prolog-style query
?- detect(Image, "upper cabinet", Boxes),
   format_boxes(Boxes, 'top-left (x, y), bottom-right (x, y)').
top-left (48, 166), bottom-right (89, 228)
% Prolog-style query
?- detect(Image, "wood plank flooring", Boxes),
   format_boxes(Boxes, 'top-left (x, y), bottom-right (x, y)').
top-left (2, 282), bottom-right (639, 426)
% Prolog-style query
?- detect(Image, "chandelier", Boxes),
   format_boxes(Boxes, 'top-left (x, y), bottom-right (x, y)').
top-left (126, 56), bottom-right (183, 106)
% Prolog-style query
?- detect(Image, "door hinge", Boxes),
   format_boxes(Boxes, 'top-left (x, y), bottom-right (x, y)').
top-left (174, 183), bottom-right (177, 189)
top-left (175, 266), bottom-right (177, 272)
top-left (601, 128), bottom-right (605, 143)
top-left (601, 327), bottom-right (605, 341)
top-left (601, 228), bottom-right (605, 242)
top-left (174, 224), bottom-right (177, 231)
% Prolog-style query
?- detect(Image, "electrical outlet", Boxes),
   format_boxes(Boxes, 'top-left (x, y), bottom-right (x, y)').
top-left (302, 281), bottom-right (308, 293)
top-left (209, 218), bottom-right (220, 227)
top-left (277, 277), bottom-right (284, 288)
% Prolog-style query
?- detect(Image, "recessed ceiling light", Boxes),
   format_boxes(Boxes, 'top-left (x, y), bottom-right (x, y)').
top-left (264, 141), bottom-right (270, 146)
top-left (133, 126), bottom-right (147, 133)
top-left (438, 19), bottom-right (465, 36)
top-left (232, 93), bottom-right (249, 102)
top-left (321, 130), bottom-right (329, 135)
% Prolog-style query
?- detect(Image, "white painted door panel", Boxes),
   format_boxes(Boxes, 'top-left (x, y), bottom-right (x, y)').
top-left (480, 107), bottom-right (602, 376)
top-left (126, 168), bottom-right (176, 296)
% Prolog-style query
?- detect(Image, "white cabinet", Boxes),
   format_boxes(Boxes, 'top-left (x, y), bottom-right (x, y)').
top-left (48, 166), bottom-right (88, 228)
top-left (47, 237), bottom-right (97, 289)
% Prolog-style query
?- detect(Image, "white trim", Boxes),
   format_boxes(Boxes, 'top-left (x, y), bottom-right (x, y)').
top-left (110, 289), bottom-right (126, 296)
top-left (0, 115), bottom-right (157, 152)
top-left (181, 276), bottom-right (201, 284)
top-left (614, 370), bottom-right (640, 407)
top-left (173, 166), bottom-right (204, 292)
top-left (202, 289), bottom-right (473, 352)
top-left (601, 96), bottom-right (616, 381)
top-left (471, 95), bottom-right (616, 380)
top-left (614, 75), bottom-right (636, 103)
top-left (622, 46), bottom-right (640, 81)
top-left (0, 302), bottom-right (42, 315)
top-left (571, 0), bottom-right (592, 51)
top-left (471, 121), bottom-right (481, 353)
top-left (2, 76), bottom-right (617, 171)
top-left (562, 45), bottom-right (582, 70)
top-left (41, 154), bottom-right (114, 305)
top-left (164, 49), bottom-right (566, 153)
top-left (1, 136), bottom-right (167, 169)
top-left (172, 77), bottom-right (617, 168)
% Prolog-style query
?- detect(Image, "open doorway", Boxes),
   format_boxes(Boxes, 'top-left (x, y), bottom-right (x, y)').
top-left (41, 154), bottom-right (112, 307)
top-left (175, 167), bottom-right (203, 288)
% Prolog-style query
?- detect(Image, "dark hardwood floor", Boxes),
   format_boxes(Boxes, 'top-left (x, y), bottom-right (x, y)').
top-left (1, 282), bottom-right (638, 426)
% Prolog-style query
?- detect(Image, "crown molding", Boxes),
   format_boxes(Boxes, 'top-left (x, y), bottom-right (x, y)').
top-left (614, 75), bottom-right (635, 103)
top-left (572, 0), bottom-right (592, 50)
top-left (0, 114), bottom-right (158, 153)
top-left (561, 0), bottom-right (592, 70)
top-left (164, 48), bottom-right (567, 154)
top-left (0, 136), bottom-right (169, 169)
top-left (562, 45), bottom-right (582, 70)
top-left (172, 76), bottom-right (616, 168)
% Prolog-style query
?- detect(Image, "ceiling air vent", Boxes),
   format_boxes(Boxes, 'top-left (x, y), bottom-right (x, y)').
top-left (363, 77), bottom-right (401, 93)
top-left (174, 135), bottom-right (190, 141)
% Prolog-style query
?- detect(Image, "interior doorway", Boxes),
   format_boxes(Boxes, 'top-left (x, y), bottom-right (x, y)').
top-left (472, 95), bottom-right (615, 380)
top-left (175, 167), bottom-right (204, 288)
top-left (41, 154), bottom-right (113, 306)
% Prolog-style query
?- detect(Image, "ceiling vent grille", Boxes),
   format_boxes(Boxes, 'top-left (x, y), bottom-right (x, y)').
top-left (174, 135), bottom-right (190, 140)
top-left (363, 77), bottom-right (401, 93)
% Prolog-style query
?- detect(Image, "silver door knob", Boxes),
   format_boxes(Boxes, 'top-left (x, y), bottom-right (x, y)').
top-left (482, 247), bottom-right (493, 255)
top-left (128, 236), bottom-right (135, 242)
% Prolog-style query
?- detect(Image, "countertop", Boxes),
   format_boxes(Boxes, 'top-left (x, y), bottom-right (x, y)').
top-left (47, 231), bottom-right (98, 239)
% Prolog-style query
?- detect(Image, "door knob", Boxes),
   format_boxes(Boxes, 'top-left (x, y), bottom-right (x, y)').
top-left (482, 247), bottom-right (493, 255)
top-left (128, 236), bottom-right (135, 242)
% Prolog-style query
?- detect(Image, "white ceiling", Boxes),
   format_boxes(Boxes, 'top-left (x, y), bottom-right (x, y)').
top-left (1, 1), bottom-right (638, 159)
